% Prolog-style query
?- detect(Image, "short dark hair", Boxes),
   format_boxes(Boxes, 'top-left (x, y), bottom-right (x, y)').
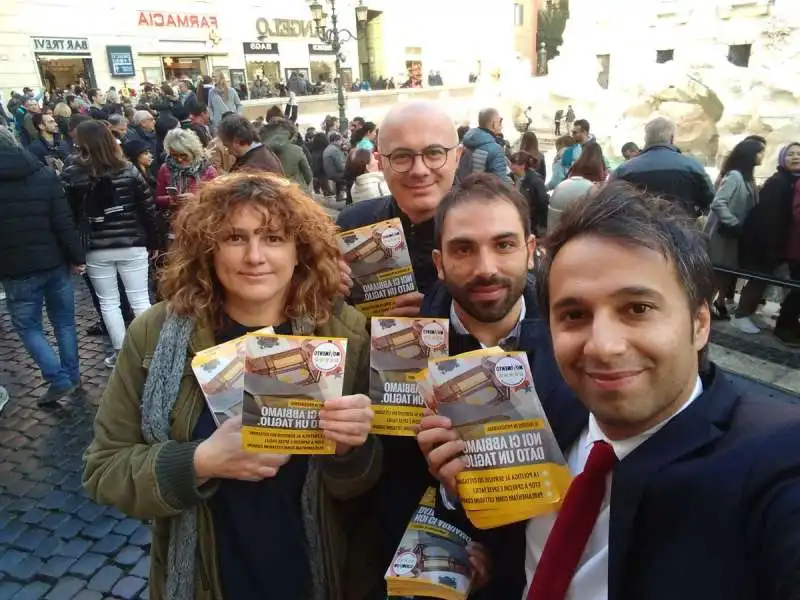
top-left (621, 141), bottom-right (639, 156)
top-left (536, 181), bottom-right (714, 317)
top-left (88, 88), bottom-right (101, 102)
top-left (32, 113), bottom-right (46, 130)
top-left (478, 108), bottom-right (499, 129)
top-left (188, 101), bottom-right (208, 117)
top-left (68, 113), bottom-right (91, 132)
top-left (573, 119), bottom-right (590, 133)
top-left (457, 125), bottom-right (469, 142)
top-left (510, 151), bottom-right (539, 170)
top-left (435, 173), bottom-right (531, 249)
top-left (346, 148), bottom-right (373, 178)
top-left (66, 94), bottom-right (76, 106)
top-left (263, 117), bottom-right (296, 139)
top-left (266, 105), bottom-right (283, 121)
top-left (218, 113), bottom-right (258, 145)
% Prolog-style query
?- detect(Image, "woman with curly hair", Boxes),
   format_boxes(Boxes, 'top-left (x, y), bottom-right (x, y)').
top-left (83, 173), bottom-right (378, 600)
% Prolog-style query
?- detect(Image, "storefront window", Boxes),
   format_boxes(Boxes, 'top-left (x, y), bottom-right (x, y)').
top-left (142, 67), bottom-right (163, 85)
top-left (285, 68), bottom-right (310, 82)
top-left (229, 68), bottom-right (248, 100)
top-left (310, 60), bottom-right (335, 84)
top-left (246, 60), bottom-right (281, 86)
top-left (37, 56), bottom-right (95, 91)
top-left (162, 56), bottom-right (207, 82)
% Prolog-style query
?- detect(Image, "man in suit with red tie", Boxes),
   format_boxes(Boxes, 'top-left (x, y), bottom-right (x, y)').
top-left (418, 181), bottom-right (800, 600)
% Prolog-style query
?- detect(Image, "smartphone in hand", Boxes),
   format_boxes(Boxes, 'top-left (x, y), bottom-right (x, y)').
top-left (166, 186), bottom-right (179, 197)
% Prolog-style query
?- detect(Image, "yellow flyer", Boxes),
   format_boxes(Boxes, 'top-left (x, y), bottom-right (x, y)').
top-left (424, 349), bottom-right (572, 529)
top-left (385, 487), bottom-right (473, 600)
top-left (369, 317), bottom-right (449, 436)
top-left (338, 217), bottom-right (417, 316)
top-left (241, 333), bottom-right (348, 455)
top-left (191, 326), bottom-right (274, 426)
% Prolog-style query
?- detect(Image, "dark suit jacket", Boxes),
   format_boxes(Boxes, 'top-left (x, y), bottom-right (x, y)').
top-left (478, 366), bottom-right (800, 600)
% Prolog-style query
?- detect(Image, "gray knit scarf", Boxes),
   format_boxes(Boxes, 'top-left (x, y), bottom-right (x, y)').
top-left (141, 314), bottom-right (196, 600)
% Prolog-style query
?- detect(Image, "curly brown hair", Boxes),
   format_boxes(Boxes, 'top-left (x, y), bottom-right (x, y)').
top-left (159, 172), bottom-right (342, 329)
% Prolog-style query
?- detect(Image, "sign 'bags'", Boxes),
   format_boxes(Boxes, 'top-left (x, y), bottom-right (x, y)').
top-left (242, 333), bottom-right (348, 455)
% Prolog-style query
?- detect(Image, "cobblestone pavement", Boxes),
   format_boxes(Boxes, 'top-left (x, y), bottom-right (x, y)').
top-left (0, 278), bottom-right (151, 600)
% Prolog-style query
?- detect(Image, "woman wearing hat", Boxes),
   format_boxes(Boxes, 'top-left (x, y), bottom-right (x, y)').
top-left (122, 138), bottom-right (156, 191)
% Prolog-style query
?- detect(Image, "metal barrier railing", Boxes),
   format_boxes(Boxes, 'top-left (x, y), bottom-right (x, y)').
top-left (713, 265), bottom-right (800, 292)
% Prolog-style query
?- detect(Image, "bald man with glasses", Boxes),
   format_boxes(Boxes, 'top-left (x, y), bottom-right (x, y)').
top-left (337, 101), bottom-right (461, 313)
top-left (335, 102), bottom-right (464, 598)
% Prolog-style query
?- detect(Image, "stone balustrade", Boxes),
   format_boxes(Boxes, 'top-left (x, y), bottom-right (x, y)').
top-left (241, 84), bottom-right (485, 131)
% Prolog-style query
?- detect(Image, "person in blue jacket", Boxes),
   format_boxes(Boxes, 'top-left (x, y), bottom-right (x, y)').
top-left (458, 108), bottom-right (512, 183)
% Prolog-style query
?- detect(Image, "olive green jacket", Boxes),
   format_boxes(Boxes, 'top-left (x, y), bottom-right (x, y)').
top-left (83, 302), bottom-right (381, 600)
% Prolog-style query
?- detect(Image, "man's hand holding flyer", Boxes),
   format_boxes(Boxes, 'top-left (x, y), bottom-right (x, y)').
top-left (419, 348), bottom-right (572, 529)
top-left (337, 217), bottom-right (418, 316)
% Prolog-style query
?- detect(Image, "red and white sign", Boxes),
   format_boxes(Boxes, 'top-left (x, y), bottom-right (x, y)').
top-left (137, 11), bottom-right (219, 29)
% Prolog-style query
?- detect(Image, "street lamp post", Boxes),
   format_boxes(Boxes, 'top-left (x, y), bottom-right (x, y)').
top-left (309, 0), bottom-right (368, 133)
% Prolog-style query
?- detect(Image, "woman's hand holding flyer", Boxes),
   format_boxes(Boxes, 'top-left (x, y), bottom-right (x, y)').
top-left (194, 415), bottom-right (290, 484)
top-left (319, 394), bottom-right (375, 454)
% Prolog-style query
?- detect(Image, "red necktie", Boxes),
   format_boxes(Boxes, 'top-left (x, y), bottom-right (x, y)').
top-left (526, 440), bottom-right (617, 600)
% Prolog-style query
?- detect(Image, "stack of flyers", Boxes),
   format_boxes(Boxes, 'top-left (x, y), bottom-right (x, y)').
top-left (241, 333), bottom-right (348, 455)
top-left (420, 349), bottom-right (572, 529)
top-left (338, 217), bottom-right (417, 316)
top-left (369, 317), bottom-right (449, 436)
top-left (191, 327), bottom-right (274, 426)
top-left (386, 487), bottom-right (473, 600)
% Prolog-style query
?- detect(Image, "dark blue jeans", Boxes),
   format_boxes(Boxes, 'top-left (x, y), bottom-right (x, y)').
top-left (3, 265), bottom-right (80, 389)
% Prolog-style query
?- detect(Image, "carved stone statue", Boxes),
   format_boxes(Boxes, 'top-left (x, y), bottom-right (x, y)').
top-left (537, 43), bottom-right (548, 76)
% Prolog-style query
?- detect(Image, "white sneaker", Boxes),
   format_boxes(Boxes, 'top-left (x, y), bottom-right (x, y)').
top-left (104, 352), bottom-right (119, 368)
top-left (731, 316), bottom-right (761, 335)
top-left (0, 386), bottom-right (8, 413)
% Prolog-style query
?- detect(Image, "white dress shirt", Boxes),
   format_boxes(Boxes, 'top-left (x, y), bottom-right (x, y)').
top-left (523, 377), bottom-right (704, 600)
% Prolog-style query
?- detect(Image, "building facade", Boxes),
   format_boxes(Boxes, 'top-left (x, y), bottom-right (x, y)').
top-left (561, 0), bottom-right (796, 92)
top-left (0, 0), bottom-right (532, 95)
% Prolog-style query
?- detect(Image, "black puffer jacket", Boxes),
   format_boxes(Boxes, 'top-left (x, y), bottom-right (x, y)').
top-left (61, 161), bottom-right (159, 251)
top-left (0, 143), bottom-right (84, 279)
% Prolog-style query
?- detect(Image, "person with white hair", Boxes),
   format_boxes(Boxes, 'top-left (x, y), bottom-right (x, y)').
top-left (107, 114), bottom-right (128, 142)
top-left (612, 116), bottom-right (715, 216)
top-left (126, 109), bottom-right (158, 157)
top-left (155, 128), bottom-right (217, 240)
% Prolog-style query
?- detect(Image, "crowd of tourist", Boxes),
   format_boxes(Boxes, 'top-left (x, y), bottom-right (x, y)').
top-left (0, 69), bottom-right (799, 600)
